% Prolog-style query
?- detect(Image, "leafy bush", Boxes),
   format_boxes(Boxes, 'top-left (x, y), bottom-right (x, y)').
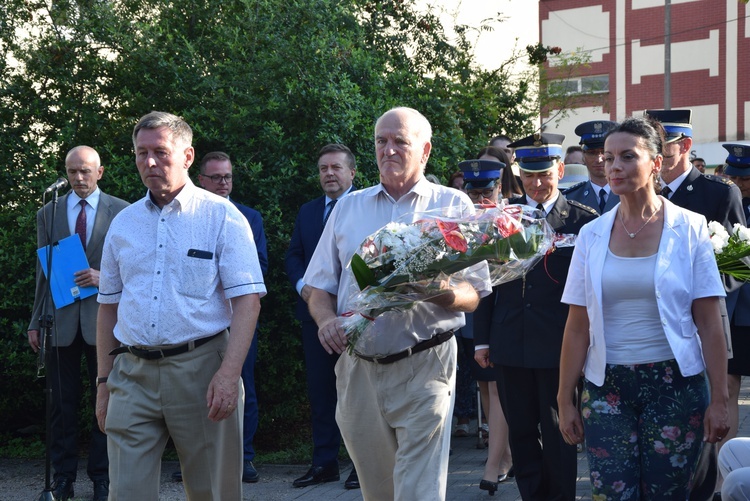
top-left (0, 0), bottom-right (540, 455)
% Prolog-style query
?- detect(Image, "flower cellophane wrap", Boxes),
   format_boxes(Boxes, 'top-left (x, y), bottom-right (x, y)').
top-left (708, 221), bottom-right (750, 281)
top-left (341, 203), bottom-right (573, 353)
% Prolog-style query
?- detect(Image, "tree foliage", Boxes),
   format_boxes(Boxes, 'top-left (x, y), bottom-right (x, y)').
top-left (0, 0), bottom-right (541, 451)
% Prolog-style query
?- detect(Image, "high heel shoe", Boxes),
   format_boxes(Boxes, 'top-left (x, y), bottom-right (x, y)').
top-left (497, 465), bottom-right (513, 483)
top-left (479, 479), bottom-right (499, 496)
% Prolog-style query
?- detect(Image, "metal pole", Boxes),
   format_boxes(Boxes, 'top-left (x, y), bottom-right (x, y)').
top-left (664, 0), bottom-right (671, 109)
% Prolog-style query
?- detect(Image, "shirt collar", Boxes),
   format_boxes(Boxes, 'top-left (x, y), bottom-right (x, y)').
top-left (662, 168), bottom-right (691, 193)
top-left (144, 179), bottom-right (195, 211)
top-left (372, 176), bottom-right (433, 203)
top-left (525, 193), bottom-right (559, 213)
top-left (325, 185), bottom-right (354, 205)
top-left (68, 187), bottom-right (101, 211)
top-left (591, 182), bottom-right (611, 195)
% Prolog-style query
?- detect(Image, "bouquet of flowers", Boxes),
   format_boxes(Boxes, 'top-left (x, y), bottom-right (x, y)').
top-left (341, 204), bottom-right (572, 352)
top-left (708, 221), bottom-right (750, 280)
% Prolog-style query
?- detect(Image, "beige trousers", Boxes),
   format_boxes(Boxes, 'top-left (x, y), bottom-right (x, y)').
top-left (335, 337), bottom-right (456, 501)
top-left (105, 332), bottom-right (243, 500)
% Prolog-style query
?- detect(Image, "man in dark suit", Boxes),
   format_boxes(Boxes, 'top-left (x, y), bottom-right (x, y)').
top-left (474, 133), bottom-right (598, 501)
top-left (285, 143), bottom-right (358, 489)
top-left (197, 151), bottom-right (268, 483)
top-left (28, 145), bottom-right (129, 501)
top-left (562, 120), bottom-right (619, 214)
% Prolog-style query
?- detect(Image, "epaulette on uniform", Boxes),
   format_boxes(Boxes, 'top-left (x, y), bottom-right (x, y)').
top-left (561, 181), bottom-right (587, 194)
top-left (567, 199), bottom-right (599, 215)
top-left (703, 174), bottom-right (735, 187)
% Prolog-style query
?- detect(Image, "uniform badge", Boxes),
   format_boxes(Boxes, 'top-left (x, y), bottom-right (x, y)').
top-left (687, 185), bottom-right (693, 191)
top-left (470, 161), bottom-right (480, 177)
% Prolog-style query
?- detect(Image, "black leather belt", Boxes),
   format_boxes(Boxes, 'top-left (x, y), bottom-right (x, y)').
top-left (109, 331), bottom-right (224, 360)
top-left (355, 330), bottom-right (454, 365)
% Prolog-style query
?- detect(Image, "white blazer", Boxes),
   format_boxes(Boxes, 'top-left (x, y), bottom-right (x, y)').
top-left (562, 198), bottom-right (725, 386)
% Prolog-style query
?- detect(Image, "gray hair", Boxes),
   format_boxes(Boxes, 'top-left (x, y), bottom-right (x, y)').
top-left (132, 111), bottom-right (193, 149)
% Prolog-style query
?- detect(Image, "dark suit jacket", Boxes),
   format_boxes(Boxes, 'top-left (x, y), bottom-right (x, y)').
top-left (474, 195), bottom-right (598, 368)
top-left (669, 167), bottom-right (746, 317)
top-left (232, 200), bottom-right (268, 276)
top-left (562, 181), bottom-right (619, 214)
top-left (730, 199), bottom-right (750, 327)
top-left (285, 196), bottom-right (327, 322)
top-left (29, 191), bottom-right (129, 346)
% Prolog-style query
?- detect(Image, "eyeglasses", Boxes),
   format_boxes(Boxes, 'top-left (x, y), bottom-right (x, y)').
top-left (206, 174), bottom-right (232, 184)
top-left (466, 189), bottom-right (496, 200)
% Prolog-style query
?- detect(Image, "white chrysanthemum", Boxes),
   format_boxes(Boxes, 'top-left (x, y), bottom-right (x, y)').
top-left (711, 236), bottom-right (727, 254)
top-left (708, 221), bottom-right (729, 239)
top-left (734, 223), bottom-right (750, 243)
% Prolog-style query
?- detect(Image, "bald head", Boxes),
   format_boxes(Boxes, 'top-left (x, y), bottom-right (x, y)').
top-left (65, 145), bottom-right (103, 198)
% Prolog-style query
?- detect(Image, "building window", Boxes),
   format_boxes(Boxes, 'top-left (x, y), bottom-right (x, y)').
top-left (550, 75), bottom-right (609, 95)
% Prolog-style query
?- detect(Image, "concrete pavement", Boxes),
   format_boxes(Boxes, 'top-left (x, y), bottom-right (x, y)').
top-left (2, 378), bottom-right (748, 500)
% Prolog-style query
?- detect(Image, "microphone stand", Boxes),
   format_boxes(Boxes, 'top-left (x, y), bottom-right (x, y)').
top-left (37, 187), bottom-right (61, 501)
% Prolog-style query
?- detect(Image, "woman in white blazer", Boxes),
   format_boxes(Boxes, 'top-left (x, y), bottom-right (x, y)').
top-left (557, 117), bottom-right (730, 499)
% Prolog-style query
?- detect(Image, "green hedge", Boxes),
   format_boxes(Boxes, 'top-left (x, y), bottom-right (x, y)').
top-left (0, 0), bottom-right (543, 454)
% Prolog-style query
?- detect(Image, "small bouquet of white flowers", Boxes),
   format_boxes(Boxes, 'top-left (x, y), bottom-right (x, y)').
top-left (708, 221), bottom-right (750, 281)
top-left (341, 204), bottom-right (574, 352)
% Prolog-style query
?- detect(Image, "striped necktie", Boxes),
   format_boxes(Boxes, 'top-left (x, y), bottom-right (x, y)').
top-left (323, 199), bottom-right (337, 229)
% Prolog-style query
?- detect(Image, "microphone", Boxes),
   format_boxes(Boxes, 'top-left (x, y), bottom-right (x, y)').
top-left (44, 177), bottom-right (68, 194)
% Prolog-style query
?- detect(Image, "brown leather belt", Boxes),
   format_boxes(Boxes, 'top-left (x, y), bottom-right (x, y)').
top-left (355, 330), bottom-right (454, 365)
top-left (109, 331), bottom-right (224, 360)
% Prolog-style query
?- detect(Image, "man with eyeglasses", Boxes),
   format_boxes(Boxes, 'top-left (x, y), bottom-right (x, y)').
top-left (195, 150), bottom-right (268, 484)
top-left (561, 120), bottom-right (619, 214)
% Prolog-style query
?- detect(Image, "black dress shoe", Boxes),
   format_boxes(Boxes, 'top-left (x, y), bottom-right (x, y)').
top-left (292, 465), bottom-right (340, 488)
top-left (344, 467), bottom-right (360, 489)
top-left (93, 479), bottom-right (109, 501)
top-left (479, 479), bottom-right (498, 496)
top-left (243, 460), bottom-right (259, 483)
top-left (52, 477), bottom-right (75, 500)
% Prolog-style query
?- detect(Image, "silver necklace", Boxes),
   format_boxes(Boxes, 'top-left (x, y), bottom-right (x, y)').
top-left (619, 203), bottom-right (661, 239)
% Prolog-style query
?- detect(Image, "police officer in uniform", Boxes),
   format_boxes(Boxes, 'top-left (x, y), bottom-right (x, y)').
top-left (646, 109), bottom-right (745, 347)
top-left (561, 120), bottom-right (619, 214)
top-left (719, 144), bottom-right (750, 478)
top-left (474, 133), bottom-right (598, 501)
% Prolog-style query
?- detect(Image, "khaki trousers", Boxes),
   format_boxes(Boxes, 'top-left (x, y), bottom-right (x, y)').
top-left (105, 332), bottom-right (243, 500)
top-left (335, 337), bottom-right (456, 501)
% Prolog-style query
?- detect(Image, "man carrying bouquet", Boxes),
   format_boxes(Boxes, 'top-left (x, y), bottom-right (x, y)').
top-left (304, 107), bottom-right (492, 500)
top-left (474, 132), bottom-right (598, 501)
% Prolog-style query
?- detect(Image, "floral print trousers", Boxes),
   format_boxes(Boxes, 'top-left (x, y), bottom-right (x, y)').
top-left (582, 360), bottom-right (708, 500)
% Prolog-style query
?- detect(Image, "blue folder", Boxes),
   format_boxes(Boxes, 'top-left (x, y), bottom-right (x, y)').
top-left (37, 235), bottom-right (97, 309)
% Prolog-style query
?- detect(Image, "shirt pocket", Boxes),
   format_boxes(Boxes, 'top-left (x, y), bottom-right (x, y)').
top-left (178, 249), bottom-right (218, 299)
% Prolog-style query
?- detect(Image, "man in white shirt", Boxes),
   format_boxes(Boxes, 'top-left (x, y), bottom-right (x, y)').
top-left (305, 107), bottom-right (491, 500)
top-left (95, 111), bottom-right (265, 499)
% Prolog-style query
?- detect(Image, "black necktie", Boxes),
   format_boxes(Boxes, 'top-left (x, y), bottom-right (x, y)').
top-left (536, 203), bottom-right (545, 215)
top-left (662, 186), bottom-right (672, 199)
top-left (598, 188), bottom-right (607, 213)
top-left (75, 199), bottom-right (87, 250)
top-left (322, 199), bottom-right (337, 229)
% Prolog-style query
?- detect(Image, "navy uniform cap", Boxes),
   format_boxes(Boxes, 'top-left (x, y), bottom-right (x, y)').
top-left (508, 132), bottom-right (565, 172)
top-left (574, 120), bottom-right (618, 150)
top-left (722, 143), bottom-right (750, 177)
top-left (459, 159), bottom-right (504, 190)
top-left (644, 109), bottom-right (692, 142)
